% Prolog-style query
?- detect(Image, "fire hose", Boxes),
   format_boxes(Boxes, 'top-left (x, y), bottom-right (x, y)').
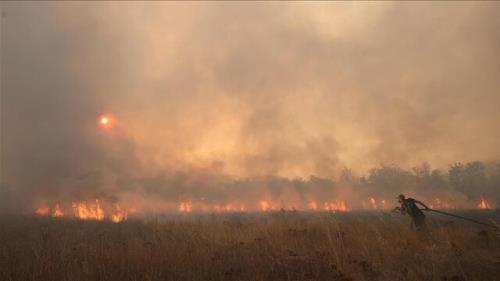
top-left (423, 208), bottom-right (499, 229)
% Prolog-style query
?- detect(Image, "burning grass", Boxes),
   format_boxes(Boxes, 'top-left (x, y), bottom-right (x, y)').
top-left (0, 211), bottom-right (499, 281)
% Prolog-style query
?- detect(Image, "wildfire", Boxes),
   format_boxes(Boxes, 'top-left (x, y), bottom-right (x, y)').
top-left (35, 197), bottom-right (496, 218)
top-left (174, 199), bottom-right (350, 213)
top-left (35, 200), bottom-right (131, 223)
top-left (213, 203), bottom-right (245, 212)
top-left (307, 201), bottom-right (318, 210)
top-left (35, 206), bottom-right (49, 216)
top-left (178, 202), bottom-right (192, 213)
top-left (478, 198), bottom-right (491, 209)
top-left (323, 201), bottom-right (349, 212)
top-left (381, 200), bottom-right (387, 209)
top-left (260, 200), bottom-right (271, 211)
top-left (361, 197), bottom-right (389, 210)
top-left (429, 198), bottom-right (456, 209)
top-left (72, 200), bottom-right (105, 220)
top-left (53, 204), bottom-right (64, 217)
top-left (110, 205), bottom-right (128, 223)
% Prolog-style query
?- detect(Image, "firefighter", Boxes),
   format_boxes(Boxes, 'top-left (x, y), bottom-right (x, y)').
top-left (393, 194), bottom-right (430, 232)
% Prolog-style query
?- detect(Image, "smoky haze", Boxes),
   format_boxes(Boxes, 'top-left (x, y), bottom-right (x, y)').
top-left (1, 2), bottom-right (500, 213)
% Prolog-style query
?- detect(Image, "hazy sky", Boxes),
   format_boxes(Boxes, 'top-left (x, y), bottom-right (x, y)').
top-left (1, 2), bottom-right (500, 210)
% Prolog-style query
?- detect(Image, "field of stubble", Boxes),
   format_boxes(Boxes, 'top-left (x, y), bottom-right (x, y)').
top-left (1, 211), bottom-right (499, 281)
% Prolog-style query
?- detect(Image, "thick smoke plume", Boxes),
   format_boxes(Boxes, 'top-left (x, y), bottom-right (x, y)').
top-left (1, 2), bottom-right (500, 213)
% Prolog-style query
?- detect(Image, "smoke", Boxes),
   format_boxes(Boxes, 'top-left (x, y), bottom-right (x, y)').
top-left (1, 2), bottom-right (500, 212)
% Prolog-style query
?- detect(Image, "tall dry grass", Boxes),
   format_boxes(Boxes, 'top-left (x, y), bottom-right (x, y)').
top-left (0, 212), bottom-right (499, 281)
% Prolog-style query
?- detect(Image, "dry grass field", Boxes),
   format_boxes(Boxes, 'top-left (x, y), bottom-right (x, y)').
top-left (1, 211), bottom-right (499, 281)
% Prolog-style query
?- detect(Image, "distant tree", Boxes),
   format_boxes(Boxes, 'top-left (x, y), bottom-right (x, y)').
top-left (448, 161), bottom-right (486, 200)
top-left (413, 163), bottom-right (431, 192)
top-left (367, 164), bottom-right (415, 197)
top-left (484, 162), bottom-right (500, 203)
top-left (339, 167), bottom-right (356, 184)
top-left (429, 169), bottom-right (448, 191)
top-left (493, 164), bottom-right (500, 202)
top-left (412, 163), bottom-right (431, 179)
top-left (307, 176), bottom-right (337, 200)
top-left (448, 162), bottom-right (465, 192)
top-left (412, 163), bottom-right (448, 196)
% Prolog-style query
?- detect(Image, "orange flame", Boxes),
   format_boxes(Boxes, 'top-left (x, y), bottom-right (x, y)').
top-left (307, 201), bottom-right (318, 210)
top-left (110, 205), bottom-right (128, 223)
top-left (381, 199), bottom-right (387, 209)
top-left (478, 198), bottom-right (491, 209)
top-left (35, 206), bottom-right (49, 216)
top-left (178, 202), bottom-right (192, 213)
top-left (52, 204), bottom-right (64, 217)
top-left (35, 200), bottom-right (132, 223)
top-left (259, 200), bottom-right (270, 211)
top-left (429, 198), bottom-right (456, 209)
top-left (72, 200), bottom-right (105, 220)
top-left (323, 201), bottom-right (349, 212)
top-left (36, 196), bottom-right (494, 217)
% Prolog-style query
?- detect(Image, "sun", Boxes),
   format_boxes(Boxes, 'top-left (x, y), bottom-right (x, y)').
top-left (97, 114), bottom-right (114, 129)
